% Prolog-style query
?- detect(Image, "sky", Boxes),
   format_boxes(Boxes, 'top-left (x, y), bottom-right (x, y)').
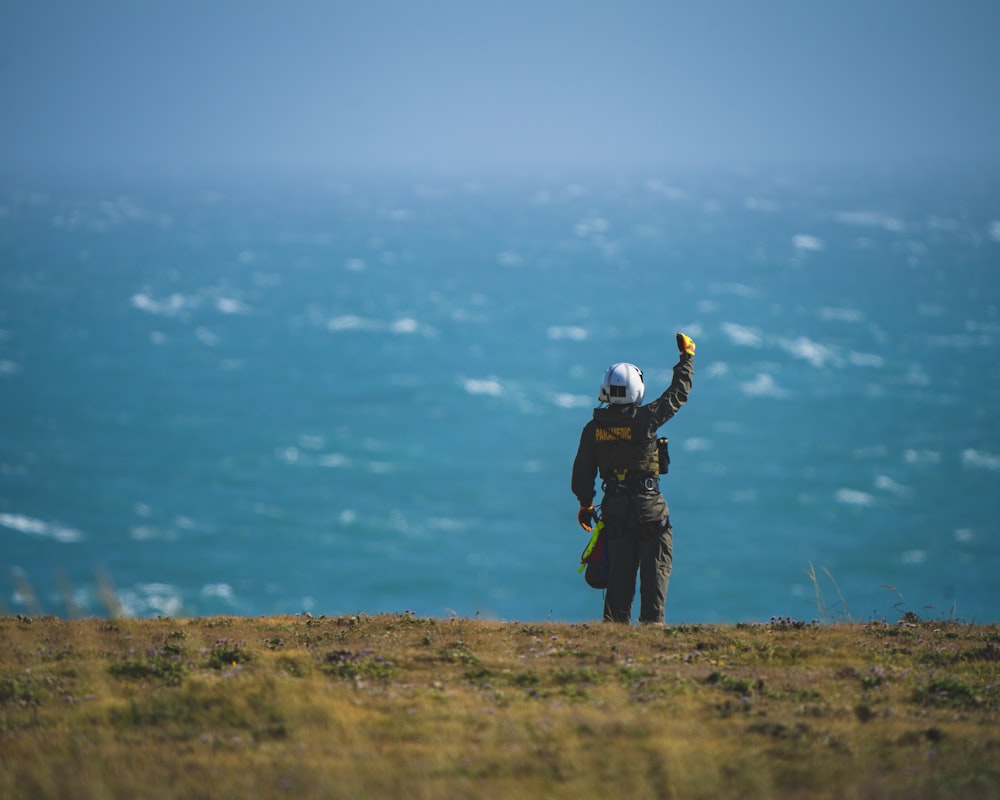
top-left (1, 0), bottom-right (999, 178)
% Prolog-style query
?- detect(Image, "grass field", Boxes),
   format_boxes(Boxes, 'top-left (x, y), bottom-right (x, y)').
top-left (1, 612), bottom-right (998, 799)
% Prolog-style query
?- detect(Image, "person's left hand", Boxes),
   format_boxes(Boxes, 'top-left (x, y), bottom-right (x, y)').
top-left (577, 505), bottom-right (598, 532)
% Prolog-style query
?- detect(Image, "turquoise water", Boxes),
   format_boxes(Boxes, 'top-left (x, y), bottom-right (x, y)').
top-left (2, 167), bottom-right (999, 623)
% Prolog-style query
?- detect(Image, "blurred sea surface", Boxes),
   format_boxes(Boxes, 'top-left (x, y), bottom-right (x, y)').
top-left (2, 166), bottom-right (998, 623)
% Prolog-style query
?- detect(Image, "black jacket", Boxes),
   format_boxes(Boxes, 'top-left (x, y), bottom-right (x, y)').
top-left (572, 353), bottom-right (693, 507)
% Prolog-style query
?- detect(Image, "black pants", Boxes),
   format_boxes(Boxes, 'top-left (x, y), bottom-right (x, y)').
top-left (600, 493), bottom-right (673, 624)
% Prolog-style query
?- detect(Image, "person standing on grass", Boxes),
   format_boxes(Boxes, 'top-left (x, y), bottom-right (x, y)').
top-left (571, 332), bottom-right (695, 624)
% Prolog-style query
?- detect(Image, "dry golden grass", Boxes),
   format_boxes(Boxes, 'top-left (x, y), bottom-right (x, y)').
top-left (1, 613), bottom-right (998, 799)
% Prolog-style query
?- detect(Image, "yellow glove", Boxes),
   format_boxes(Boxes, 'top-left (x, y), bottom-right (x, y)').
top-left (676, 332), bottom-right (696, 356)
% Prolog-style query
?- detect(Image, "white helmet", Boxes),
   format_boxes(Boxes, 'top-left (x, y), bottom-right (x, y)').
top-left (599, 362), bottom-right (644, 405)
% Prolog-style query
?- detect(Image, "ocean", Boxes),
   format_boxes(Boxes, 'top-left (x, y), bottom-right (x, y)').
top-left (2, 165), bottom-right (998, 624)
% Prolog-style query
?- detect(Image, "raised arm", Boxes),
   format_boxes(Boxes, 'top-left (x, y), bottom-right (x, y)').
top-left (646, 333), bottom-right (695, 427)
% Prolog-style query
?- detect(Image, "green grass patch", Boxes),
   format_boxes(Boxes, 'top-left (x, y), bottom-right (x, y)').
top-left (0, 614), bottom-right (997, 799)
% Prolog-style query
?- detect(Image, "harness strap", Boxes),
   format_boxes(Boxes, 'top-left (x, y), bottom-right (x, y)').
top-left (602, 474), bottom-right (660, 497)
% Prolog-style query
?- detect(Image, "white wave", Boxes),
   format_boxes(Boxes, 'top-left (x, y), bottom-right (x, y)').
top-left (163, 293), bottom-right (193, 312)
top-left (252, 271), bottom-right (283, 288)
top-left (966, 320), bottom-right (1000, 336)
top-left (874, 475), bottom-right (911, 497)
top-left (128, 525), bottom-right (153, 541)
top-left (990, 220), bottom-right (1000, 242)
top-left (904, 364), bottom-right (930, 386)
top-left (547, 325), bottom-right (588, 341)
top-left (679, 322), bottom-right (703, 339)
top-left (0, 512), bottom-right (83, 542)
top-left (854, 444), bottom-right (888, 459)
top-left (216, 297), bottom-right (250, 314)
top-left (706, 362), bottom-right (729, 377)
top-left (835, 488), bottom-right (875, 507)
top-left (740, 373), bottom-right (787, 398)
top-left (202, 583), bottom-right (235, 602)
top-left (721, 322), bottom-right (762, 347)
top-left (901, 550), bottom-right (927, 564)
top-left (574, 215), bottom-right (609, 238)
top-left (252, 503), bottom-right (283, 520)
top-left (327, 314), bottom-right (377, 332)
top-left (848, 351), bottom-right (885, 367)
top-left (779, 335), bottom-right (837, 368)
top-left (131, 291), bottom-right (193, 316)
top-left (683, 438), bottom-right (711, 452)
top-left (927, 333), bottom-right (994, 350)
top-left (645, 180), bottom-right (685, 200)
top-left (820, 307), bottom-right (865, 323)
top-left (711, 282), bottom-right (758, 298)
top-left (297, 434), bottom-right (325, 450)
top-left (833, 210), bottom-right (905, 233)
top-left (133, 287), bottom-right (251, 319)
top-left (0, 359), bottom-right (19, 375)
top-left (962, 449), bottom-right (1000, 471)
top-left (792, 234), bottom-right (824, 252)
top-left (344, 258), bottom-right (367, 271)
top-left (428, 516), bottom-right (467, 532)
top-left (52, 196), bottom-right (172, 232)
top-left (463, 377), bottom-right (503, 396)
top-left (129, 525), bottom-right (177, 542)
top-left (497, 251), bottom-right (523, 267)
top-left (904, 449), bottom-right (940, 465)
top-left (551, 392), bottom-right (591, 409)
top-left (324, 314), bottom-right (433, 337)
top-left (116, 583), bottom-right (183, 618)
top-left (954, 529), bottom-right (975, 544)
top-left (319, 453), bottom-right (350, 468)
top-left (195, 327), bottom-right (218, 346)
top-left (926, 216), bottom-right (960, 233)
